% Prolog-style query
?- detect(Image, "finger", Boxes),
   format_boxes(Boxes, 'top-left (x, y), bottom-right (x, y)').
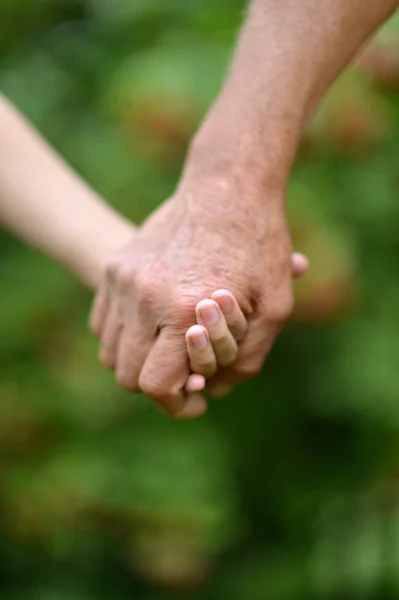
top-left (89, 284), bottom-right (110, 338)
top-left (221, 283), bottom-right (294, 383)
top-left (292, 252), bottom-right (309, 279)
top-left (207, 316), bottom-right (279, 386)
top-left (233, 316), bottom-right (279, 378)
top-left (185, 373), bottom-right (206, 394)
top-left (175, 393), bottom-right (207, 419)
top-left (139, 326), bottom-right (207, 418)
top-left (115, 317), bottom-right (156, 391)
top-left (195, 300), bottom-right (239, 366)
top-left (210, 291), bottom-right (248, 342)
top-left (209, 254), bottom-right (308, 343)
top-left (98, 302), bottom-right (123, 369)
top-left (206, 382), bottom-right (232, 398)
top-left (186, 324), bottom-right (217, 377)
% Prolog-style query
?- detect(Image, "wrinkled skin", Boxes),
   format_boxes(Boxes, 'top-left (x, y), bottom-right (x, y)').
top-left (90, 179), bottom-right (293, 417)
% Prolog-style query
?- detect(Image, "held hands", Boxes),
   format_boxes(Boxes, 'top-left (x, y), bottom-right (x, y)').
top-left (185, 252), bottom-right (308, 401)
top-left (90, 184), bottom-right (308, 419)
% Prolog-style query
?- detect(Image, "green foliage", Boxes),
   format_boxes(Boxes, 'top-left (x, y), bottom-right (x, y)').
top-left (1, 1), bottom-right (399, 598)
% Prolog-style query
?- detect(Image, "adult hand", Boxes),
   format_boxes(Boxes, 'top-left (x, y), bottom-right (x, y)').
top-left (90, 174), bottom-right (295, 418)
top-left (90, 0), bottom-right (397, 418)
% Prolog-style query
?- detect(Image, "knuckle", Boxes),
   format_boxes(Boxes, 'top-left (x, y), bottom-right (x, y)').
top-left (105, 259), bottom-right (120, 284)
top-left (116, 264), bottom-right (135, 293)
top-left (135, 273), bottom-right (157, 305)
top-left (139, 373), bottom-right (171, 402)
top-left (266, 295), bottom-right (294, 326)
top-left (172, 296), bottom-right (200, 328)
top-left (116, 370), bottom-right (139, 392)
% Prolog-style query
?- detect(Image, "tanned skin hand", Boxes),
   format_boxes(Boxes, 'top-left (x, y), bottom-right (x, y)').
top-left (91, 0), bottom-right (397, 418)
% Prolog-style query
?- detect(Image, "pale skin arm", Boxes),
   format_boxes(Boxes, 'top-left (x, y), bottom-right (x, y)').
top-left (0, 93), bottom-right (134, 289)
top-left (90, 0), bottom-right (397, 418)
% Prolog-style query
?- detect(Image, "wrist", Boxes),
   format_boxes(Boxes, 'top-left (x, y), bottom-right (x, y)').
top-left (181, 96), bottom-right (301, 201)
top-left (175, 149), bottom-right (286, 244)
top-left (71, 211), bottom-right (135, 290)
top-left (177, 124), bottom-right (290, 221)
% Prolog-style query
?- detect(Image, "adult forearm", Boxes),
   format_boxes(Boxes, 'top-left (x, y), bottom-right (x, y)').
top-left (0, 95), bottom-right (134, 289)
top-left (184, 0), bottom-right (398, 193)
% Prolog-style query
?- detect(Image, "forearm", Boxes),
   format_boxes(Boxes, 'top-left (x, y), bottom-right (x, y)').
top-left (0, 94), bottom-right (134, 289)
top-left (184, 0), bottom-right (397, 192)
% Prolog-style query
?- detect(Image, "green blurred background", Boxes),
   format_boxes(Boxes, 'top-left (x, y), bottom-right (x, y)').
top-left (0, 1), bottom-right (399, 598)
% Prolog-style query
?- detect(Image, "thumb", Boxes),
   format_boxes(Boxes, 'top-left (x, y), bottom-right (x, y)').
top-left (139, 326), bottom-right (207, 418)
top-left (291, 252), bottom-right (309, 279)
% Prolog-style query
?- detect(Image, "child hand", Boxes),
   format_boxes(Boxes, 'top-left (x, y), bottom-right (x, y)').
top-left (183, 252), bottom-right (309, 396)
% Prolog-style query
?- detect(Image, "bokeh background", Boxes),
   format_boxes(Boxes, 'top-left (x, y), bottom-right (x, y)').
top-left (1, 1), bottom-right (399, 598)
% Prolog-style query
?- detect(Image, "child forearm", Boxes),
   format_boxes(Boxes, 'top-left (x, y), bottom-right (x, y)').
top-left (0, 94), bottom-right (134, 289)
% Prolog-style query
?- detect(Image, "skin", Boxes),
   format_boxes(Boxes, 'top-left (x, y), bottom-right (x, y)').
top-left (90, 183), bottom-right (303, 418)
top-left (0, 92), bottom-right (308, 411)
top-left (91, 0), bottom-right (398, 418)
top-left (0, 94), bottom-right (133, 289)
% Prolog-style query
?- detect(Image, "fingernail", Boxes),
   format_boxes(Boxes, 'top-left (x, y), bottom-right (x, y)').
top-left (216, 295), bottom-right (233, 313)
top-left (190, 331), bottom-right (207, 349)
top-left (199, 305), bottom-right (219, 324)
